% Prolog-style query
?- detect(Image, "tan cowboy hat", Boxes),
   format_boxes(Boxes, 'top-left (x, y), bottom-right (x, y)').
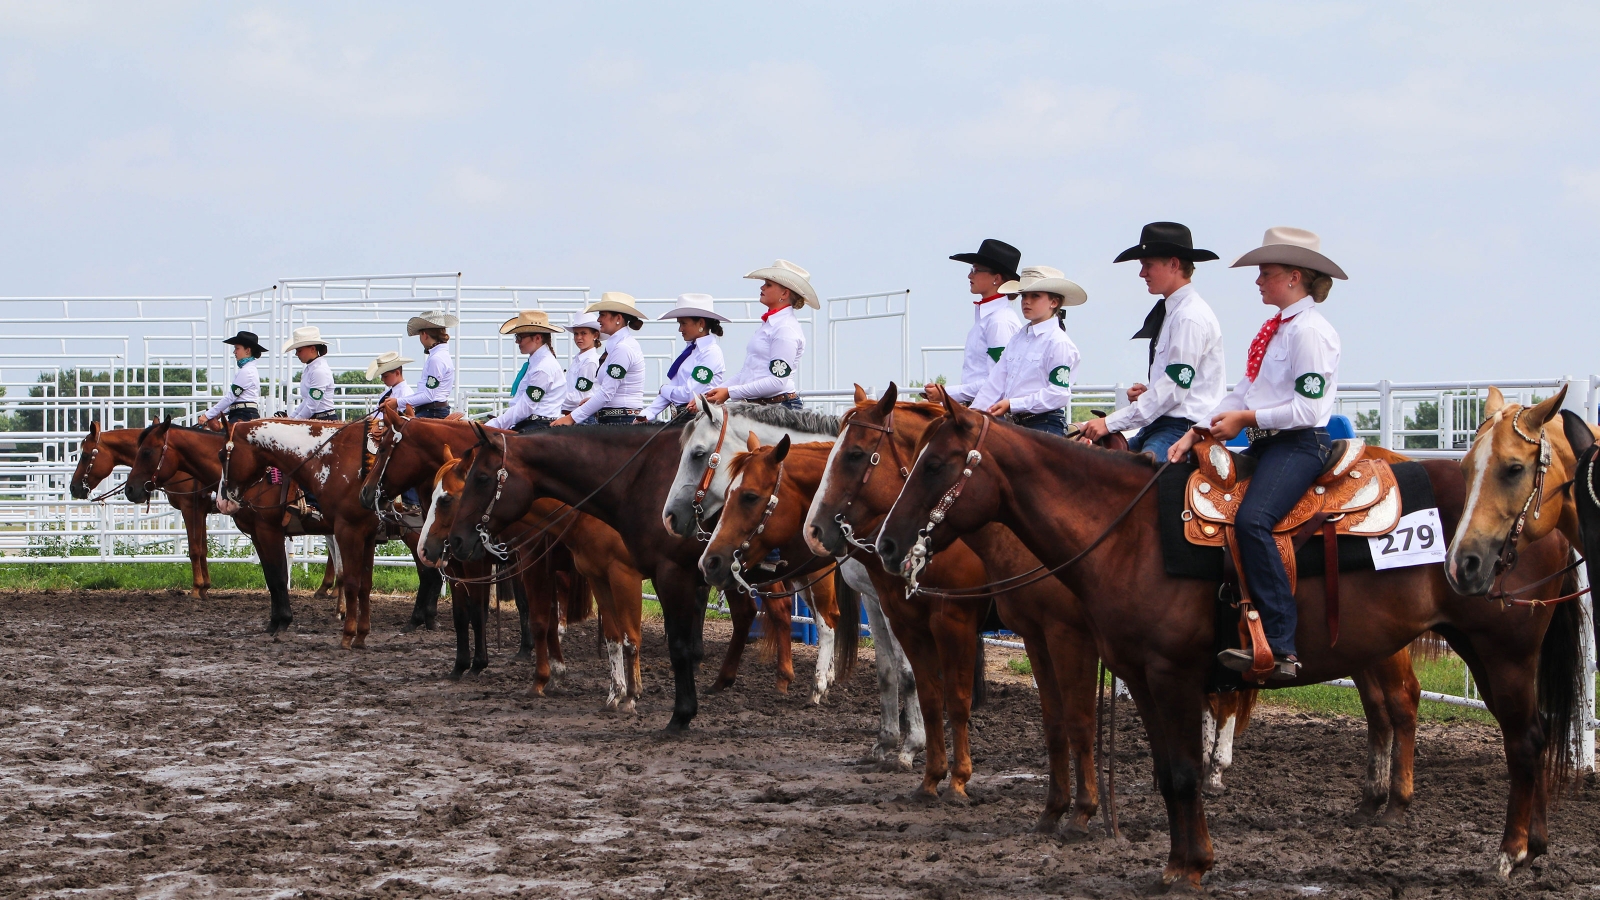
top-left (365, 351), bottom-right (413, 380)
top-left (1230, 227), bottom-right (1348, 280)
top-left (499, 309), bottom-right (566, 336)
top-left (282, 325), bottom-right (328, 352)
top-left (405, 310), bottom-right (460, 336)
top-left (583, 292), bottom-right (645, 319)
top-left (744, 259), bottom-right (819, 309)
top-left (657, 293), bottom-right (731, 323)
top-left (999, 266), bottom-right (1088, 307)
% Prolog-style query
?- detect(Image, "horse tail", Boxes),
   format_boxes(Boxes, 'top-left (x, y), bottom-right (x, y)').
top-left (554, 543), bottom-right (592, 625)
top-left (1232, 688), bottom-right (1259, 735)
top-left (1537, 575), bottom-right (1584, 789)
top-left (758, 594), bottom-right (790, 663)
top-left (1407, 630), bottom-right (1450, 663)
top-left (833, 568), bottom-right (861, 681)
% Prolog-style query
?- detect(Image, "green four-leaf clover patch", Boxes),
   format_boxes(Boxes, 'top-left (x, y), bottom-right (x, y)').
top-left (692, 365), bottom-right (713, 384)
top-left (309, 388), bottom-right (325, 400)
top-left (231, 385), bottom-right (243, 398)
top-left (986, 347), bottom-right (1004, 363)
top-left (1166, 363), bottom-right (1196, 389)
top-left (575, 377), bottom-right (594, 392)
top-left (526, 385), bottom-right (545, 402)
top-left (606, 363), bottom-right (626, 379)
top-left (425, 375), bottom-right (440, 389)
top-left (1048, 365), bottom-right (1071, 388)
top-left (1294, 373), bottom-right (1326, 399)
top-left (768, 359), bottom-right (792, 378)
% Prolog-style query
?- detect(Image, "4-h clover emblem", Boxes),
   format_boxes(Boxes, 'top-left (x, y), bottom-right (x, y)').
top-left (606, 363), bottom-right (626, 379)
top-left (526, 385), bottom-right (545, 402)
top-left (425, 375), bottom-right (440, 389)
top-left (1048, 365), bottom-right (1071, 388)
top-left (309, 388), bottom-right (325, 400)
top-left (692, 365), bottom-right (713, 385)
top-left (1165, 363), bottom-right (1196, 389)
top-left (575, 377), bottom-right (594, 392)
top-left (1294, 373), bottom-right (1326, 399)
top-left (231, 385), bottom-right (243, 398)
top-left (768, 359), bottom-right (792, 378)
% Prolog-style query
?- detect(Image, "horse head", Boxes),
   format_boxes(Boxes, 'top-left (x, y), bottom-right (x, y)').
top-left (804, 383), bottom-right (919, 556)
top-left (71, 421), bottom-right (113, 500)
top-left (662, 399), bottom-right (727, 539)
top-left (445, 423), bottom-right (518, 563)
top-left (1446, 385), bottom-right (1588, 595)
top-left (359, 397), bottom-right (408, 511)
top-left (417, 445), bottom-right (465, 567)
top-left (124, 416), bottom-right (177, 505)
top-left (700, 432), bottom-right (791, 589)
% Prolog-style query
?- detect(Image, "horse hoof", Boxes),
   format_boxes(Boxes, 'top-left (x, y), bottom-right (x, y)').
top-left (449, 669), bottom-right (467, 682)
top-left (399, 620), bottom-right (424, 634)
top-left (942, 788), bottom-right (972, 807)
top-left (663, 717), bottom-right (691, 736)
top-left (620, 700), bottom-right (636, 714)
top-left (512, 650), bottom-right (533, 662)
top-left (809, 688), bottom-right (827, 706)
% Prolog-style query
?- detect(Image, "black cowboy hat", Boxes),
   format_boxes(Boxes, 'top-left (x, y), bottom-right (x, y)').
top-left (1113, 222), bottom-right (1219, 264)
top-left (222, 330), bottom-right (267, 356)
top-left (949, 238), bottom-right (1021, 281)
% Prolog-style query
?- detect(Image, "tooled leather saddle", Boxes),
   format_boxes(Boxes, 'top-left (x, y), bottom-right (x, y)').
top-left (1182, 431), bottom-right (1402, 682)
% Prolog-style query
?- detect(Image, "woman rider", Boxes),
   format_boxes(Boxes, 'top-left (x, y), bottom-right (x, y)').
top-left (699, 259), bottom-right (815, 410)
top-left (642, 293), bottom-right (727, 422)
top-left (486, 310), bottom-right (566, 433)
top-left (554, 293), bottom-right (647, 426)
top-left (561, 312), bottom-right (603, 422)
top-left (282, 326), bottom-right (338, 421)
top-left (1167, 227), bottom-right (1346, 681)
top-left (202, 330), bottom-right (267, 425)
top-left (967, 266), bottom-right (1085, 436)
top-left (397, 311), bottom-right (458, 419)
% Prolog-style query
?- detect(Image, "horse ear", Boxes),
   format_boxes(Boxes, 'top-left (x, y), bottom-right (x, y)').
top-left (1482, 386), bottom-right (1507, 422)
top-left (1525, 384), bottom-right (1568, 430)
top-left (471, 421), bottom-right (489, 447)
top-left (442, 445), bottom-right (455, 463)
top-left (773, 433), bottom-right (791, 462)
top-left (875, 384), bottom-right (896, 417)
top-left (939, 386), bottom-right (960, 419)
top-left (854, 384), bottom-right (868, 404)
top-left (1559, 409), bottom-right (1596, 457)
top-left (163, 414), bottom-right (173, 426)
top-left (89, 421), bottom-right (100, 438)
top-left (746, 431), bottom-right (762, 452)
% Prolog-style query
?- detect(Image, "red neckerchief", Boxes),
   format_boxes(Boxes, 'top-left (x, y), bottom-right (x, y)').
top-left (1244, 313), bottom-right (1283, 381)
top-left (761, 306), bottom-right (785, 322)
top-left (973, 293), bottom-right (1005, 306)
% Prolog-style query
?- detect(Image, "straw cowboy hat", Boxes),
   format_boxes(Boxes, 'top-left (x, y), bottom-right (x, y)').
top-left (405, 310), bottom-right (460, 336)
top-left (1000, 266), bottom-right (1088, 307)
top-left (568, 312), bottom-right (602, 332)
top-left (1113, 222), bottom-right (1219, 264)
top-left (1231, 227), bottom-right (1348, 280)
top-left (222, 329), bottom-right (267, 356)
top-left (949, 238), bottom-right (1022, 281)
top-left (744, 259), bottom-right (819, 309)
top-left (583, 292), bottom-right (646, 319)
top-left (365, 351), bottom-right (413, 380)
top-left (282, 325), bottom-right (328, 353)
top-left (657, 293), bottom-right (730, 322)
top-left (499, 309), bottom-right (566, 335)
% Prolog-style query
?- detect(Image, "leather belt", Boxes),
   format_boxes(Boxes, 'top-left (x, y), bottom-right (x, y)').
top-left (1245, 426), bottom-right (1281, 442)
top-left (231, 402), bottom-right (259, 410)
top-left (599, 407), bottom-right (642, 416)
top-left (746, 392), bottom-right (799, 406)
top-left (414, 401), bottom-right (449, 413)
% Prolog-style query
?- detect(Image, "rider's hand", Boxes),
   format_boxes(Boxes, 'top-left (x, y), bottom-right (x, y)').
top-left (701, 387), bottom-right (730, 405)
top-left (1079, 417), bottom-right (1110, 442)
top-left (986, 399), bottom-right (1011, 417)
top-left (1167, 428), bottom-right (1201, 463)
top-left (1126, 382), bottom-right (1149, 402)
top-left (551, 414), bottom-right (576, 427)
top-left (1208, 409), bottom-right (1256, 442)
top-left (922, 383), bottom-right (946, 404)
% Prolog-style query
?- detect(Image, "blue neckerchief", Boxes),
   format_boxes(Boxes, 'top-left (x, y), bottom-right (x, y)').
top-left (666, 340), bottom-right (696, 380)
top-left (510, 358), bottom-right (530, 395)
top-left (236, 357), bottom-right (252, 369)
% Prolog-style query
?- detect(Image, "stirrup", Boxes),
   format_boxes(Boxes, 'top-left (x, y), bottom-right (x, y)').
top-left (1216, 648), bottom-right (1300, 681)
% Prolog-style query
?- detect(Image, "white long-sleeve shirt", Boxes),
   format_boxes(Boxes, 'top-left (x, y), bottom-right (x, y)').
top-left (644, 335), bottom-right (725, 420)
top-left (1103, 284), bottom-right (1228, 432)
top-left (290, 356), bottom-right (336, 419)
top-left (945, 296), bottom-right (1024, 404)
top-left (571, 331), bottom-right (646, 420)
top-left (487, 345), bottom-right (565, 428)
top-left (563, 347), bottom-right (601, 417)
top-left (205, 358), bottom-right (261, 420)
top-left (725, 306), bottom-right (804, 400)
top-left (397, 344), bottom-right (453, 408)
top-left (1211, 297), bottom-right (1339, 431)
top-left (971, 320), bottom-right (1080, 416)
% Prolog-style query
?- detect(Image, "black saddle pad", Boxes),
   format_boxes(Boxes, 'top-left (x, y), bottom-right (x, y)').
top-left (1157, 459), bottom-right (1437, 581)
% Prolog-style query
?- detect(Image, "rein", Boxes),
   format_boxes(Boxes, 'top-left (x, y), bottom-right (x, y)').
top-left (831, 407), bottom-right (911, 554)
top-left (902, 414), bottom-right (990, 588)
top-left (690, 403), bottom-right (733, 541)
top-left (1479, 408), bottom-right (1592, 607)
top-left (728, 459), bottom-right (787, 595)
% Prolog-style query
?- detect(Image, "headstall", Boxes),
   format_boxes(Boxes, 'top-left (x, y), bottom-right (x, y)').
top-left (728, 460), bottom-right (786, 596)
top-left (902, 414), bottom-right (991, 590)
top-left (690, 403), bottom-right (732, 541)
top-left (831, 407), bottom-right (911, 554)
top-left (475, 432), bottom-right (512, 559)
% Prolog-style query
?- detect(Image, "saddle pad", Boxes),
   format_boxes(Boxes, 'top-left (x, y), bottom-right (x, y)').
top-left (1159, 460), bottom-right (1438, 581)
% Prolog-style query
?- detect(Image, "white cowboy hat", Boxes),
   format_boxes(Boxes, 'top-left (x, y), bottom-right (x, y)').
top-left (1230, 227), bottom-right (1348, 280)
top-left (657, 293), bottom-right (730, 323)
top-left (282, 325), bottom-right (328, 353)
top-left (499, 309), bottom-right (566, 335)
top-left (365, 351), bottom-right (413, 380)
top-left (568, 312), bottom-right (602, 332)
top-left (999, 266), bottom-right (1088, 307)
top-left (744, 259), bottom-right (819, 309)
top-left (583, 292), bottom-right (645, 319)
top-left (405, 310), bottom-right (460, 336)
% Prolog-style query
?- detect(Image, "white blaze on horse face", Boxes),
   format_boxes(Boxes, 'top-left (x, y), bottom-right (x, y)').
top-left (805, 435), bottom-right (849, 553)
top-left (1449, 409), bottom-right (1503, 574)
top-left (419, 477), bottom-right (453, 559)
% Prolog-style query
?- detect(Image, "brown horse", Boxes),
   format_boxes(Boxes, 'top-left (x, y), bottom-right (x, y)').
top-left (876, 392), bottom-right (1582, 887)
top-left (359, 404), bottom-right (646, 708)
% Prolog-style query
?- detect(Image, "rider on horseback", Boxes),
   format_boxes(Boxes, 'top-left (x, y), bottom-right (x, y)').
top-left (397, 311), bottom-right (458, 419)
top-left (643, 293), bottom-right (727, 422)
top-left (1169, 227), bottom-right (1347, 680)
top-left (486, 310), bottom-right (566, 433)
top-left (366, 351), bottom-right (414, 414)
top-left (202, 330), bottom-right (267, 425)
top-left (927, 238), bottom-right (1023, 408)
top-left (969, 267), bottom-right (1087, 436)
top-left (699, 259), bottom-right (816, 411)
top-left (554, 293), bottom-right (647, 426)
top-left (283, 326), bottom-right (339, 422)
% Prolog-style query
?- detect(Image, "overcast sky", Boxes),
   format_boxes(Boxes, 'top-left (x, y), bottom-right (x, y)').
top-left (1, 2), bottom-right (1597, 390)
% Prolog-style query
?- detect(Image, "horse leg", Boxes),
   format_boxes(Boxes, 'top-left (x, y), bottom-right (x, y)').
top-left (1023, 638), bottom-right (1075, 832)
top-left (1379, 650), bottom-right (1419, 825)
top-left (447, 565), bottom-right (472, 680)
top-left (546, 574), bottom-right (568, 691)
top-left (880, 587), bottom-right (949, 799)
top-left (515, 563), bottom-right (553, 695)
top-left (1201, 697), bottom-right (1238, 796)
top-left (858, 590), bottom-right (905, 766)
top-left (1044, 618), bottom-right (1102, 833)
top-left (807, 577), bottom-right (838, 705)
top-left (254, 526), bottom-right (294, 634)
top-left (469, 581), bottom-right (491, 674)
top-left (1131, 667), bottom-right (1215, 890)
top-left (616, 566), bottom-right (644, 708)
top-left (659, 575), bottom-right (706, 734)
top-left (592, 574), bottom-right (628, 711)
top-left (316, 539), bottom-right (341, 602)
top-left (932, 600), bottom-right (984, 802)
top-left (768, 593), bottom-right (794, 694)
top-left (405, 560), bottom-right (442, 633)
top-left (179, 498), bottom-right (210, 600)
top-left (711, 588), bottom-right (755, 692)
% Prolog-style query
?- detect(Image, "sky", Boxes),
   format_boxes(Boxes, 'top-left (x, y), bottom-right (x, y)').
top-left (1, 1), bottom-right (1598, 392)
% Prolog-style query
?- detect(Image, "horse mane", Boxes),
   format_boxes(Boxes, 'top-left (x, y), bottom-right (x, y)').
top-left (864, 396), bottom-right (1162, 471)
top-left (725, 402), bottom-right (842, 436)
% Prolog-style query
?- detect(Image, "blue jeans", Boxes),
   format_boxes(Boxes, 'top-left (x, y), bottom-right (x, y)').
top-left (1013, 410), bottom-right (1066, 436)
top-left (1235, 428), bottom-right (1331, 657)
top-left (780, 398), bottom-right (804, 411)
top-left (414, 403), bottom-right (449, 420)
top-left (1128, 416), bottom-right (1194, 460)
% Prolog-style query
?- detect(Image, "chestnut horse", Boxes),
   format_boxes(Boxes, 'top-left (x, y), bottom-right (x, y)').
top-left (877, 393), bottom-right (1582, 887)
top-left (358, 404), bottom-right (645, 707)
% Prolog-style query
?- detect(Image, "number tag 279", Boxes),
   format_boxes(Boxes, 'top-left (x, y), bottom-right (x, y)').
top-left (1368, 508), bottom-right (1447, 571)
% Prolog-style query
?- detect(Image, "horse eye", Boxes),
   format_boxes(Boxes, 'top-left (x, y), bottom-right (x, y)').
top-left (692, 448), bottom-right (706, 459)
top-left (741, 491), bottom-right (760, 504)
top-left (438, 495), bottom-right (453, 506)
top-left (846, 447), bottom-right (865, 461)
top-left (1506, 463), bottom-right (1525, 477)
top-left (925, 457), bottom-right (944, 474)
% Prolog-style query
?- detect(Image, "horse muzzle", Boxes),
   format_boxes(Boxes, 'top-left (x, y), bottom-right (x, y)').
top-left (698, 549), bottom-right (734, 589)
top-left (1445, 541), bottom-right (1497, 596)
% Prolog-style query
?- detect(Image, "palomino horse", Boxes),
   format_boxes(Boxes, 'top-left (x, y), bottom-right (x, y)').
top-left (876, 393), bottom-right (1582, 887)
top-left (122, 419), bottom-right (382, 628)
top-left (441, 421), bottom-right (856, 732)
top-left (358, 403), bottom-right (646, 708)
top-left (662, 401), bottom-right (852, 700)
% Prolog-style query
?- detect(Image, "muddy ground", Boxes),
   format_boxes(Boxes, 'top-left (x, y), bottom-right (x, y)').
top-left (2, 589), bottom-right (1597, 899)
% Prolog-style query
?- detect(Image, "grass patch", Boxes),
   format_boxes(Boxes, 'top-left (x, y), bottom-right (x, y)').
top-left (1007, 657), bottom-right (1033, 677)
top-left (0, 561), bottom-right (423, 595)
top-left (1262, 653), bottom-right (1498, 724)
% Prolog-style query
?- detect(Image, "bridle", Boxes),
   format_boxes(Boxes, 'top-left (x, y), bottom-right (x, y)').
top-left (728, 458), bottom-right (787, 596)
top-left (1480, 407), bottom-right (1592, 607)
top-left (365, 416), bottom-right (404, 512)
top-left (78, 443), bottom-right (101, 496)
top-left (474, 433), bottom-right (512, 559)
top-left (690, 402), bottom-right (732, 541)
top-left (830, 407), bottom-right (911, 554)
top-left (903, 414), bottom-right (991, 588)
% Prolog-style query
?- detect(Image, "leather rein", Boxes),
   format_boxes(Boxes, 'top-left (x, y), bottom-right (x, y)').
top-left (690, 402), bottom-right (732, 541)
top-left (1483, 408), bottom-right (1591, 607)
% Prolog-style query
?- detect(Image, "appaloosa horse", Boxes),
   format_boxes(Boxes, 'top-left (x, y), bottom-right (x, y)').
top-left (876, 392), bottom-right (1581, 888)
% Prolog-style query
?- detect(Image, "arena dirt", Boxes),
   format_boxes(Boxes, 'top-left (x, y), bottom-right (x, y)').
top-left (2, 589), bottom-right (1597, 899)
